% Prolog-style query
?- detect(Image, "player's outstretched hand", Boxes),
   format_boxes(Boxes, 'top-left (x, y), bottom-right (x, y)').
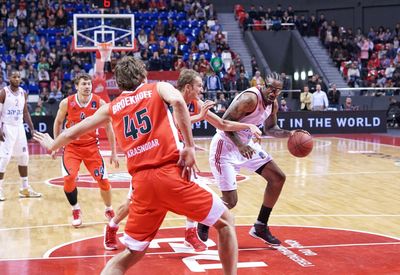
top-left (33, 132), bottom-right (55, 151)
top-left (177, 146), bottom-right (196, 180)
top-left (248, 124), bottom-right (262, 139)
top-left (199, 100), bottom-right (215, 120)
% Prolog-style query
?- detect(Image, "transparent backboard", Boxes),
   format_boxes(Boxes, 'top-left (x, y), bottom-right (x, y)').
top-left (73, 13), bottom-right (135, 51)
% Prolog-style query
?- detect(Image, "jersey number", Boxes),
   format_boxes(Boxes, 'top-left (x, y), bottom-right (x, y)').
top-left (123, 108), bottom-right (152, 140)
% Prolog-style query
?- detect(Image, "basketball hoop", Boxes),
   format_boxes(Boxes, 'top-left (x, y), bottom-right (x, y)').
top-left (97, 42), bottom-right (113, 62)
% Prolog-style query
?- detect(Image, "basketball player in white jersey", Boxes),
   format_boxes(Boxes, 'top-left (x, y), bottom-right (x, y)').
top-left (199, 72), bottom-right (294, 245)
top-left (0, 70), bottom-right (41, 201)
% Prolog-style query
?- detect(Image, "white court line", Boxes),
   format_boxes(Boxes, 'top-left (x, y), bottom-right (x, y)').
top-left (1, 241), bottom-right (400, 262)
top-left (2, 214), bottom-right (400, 232)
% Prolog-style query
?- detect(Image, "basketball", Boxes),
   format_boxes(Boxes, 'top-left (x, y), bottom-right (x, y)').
top-left (287, 130), bottom-right (313, 158)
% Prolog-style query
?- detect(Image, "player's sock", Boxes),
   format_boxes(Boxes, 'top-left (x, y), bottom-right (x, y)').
top-left (65, 188), bottom-right (78, 206)
top-left (257, 205), bottom-right (272, 224)
top-left (186, 219), bottom-right (196, 229)
top-left (72, 203), bottom-right (80, 210)
top-left (0, 179), bottom-right (4, 189)
top-left (109, 218), bottom-right (118, 228)
top-left (105, 206), bottom-right (113, 211)
top-left (21, 177), bottom-right (29, 189)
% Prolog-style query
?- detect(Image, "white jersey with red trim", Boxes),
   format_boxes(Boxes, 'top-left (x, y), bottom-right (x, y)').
top-left (1, 86), bottom-right (26, 126)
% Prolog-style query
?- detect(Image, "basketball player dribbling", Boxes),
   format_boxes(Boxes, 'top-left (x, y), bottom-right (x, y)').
top-left (34, 56), bottom-right (238, 275)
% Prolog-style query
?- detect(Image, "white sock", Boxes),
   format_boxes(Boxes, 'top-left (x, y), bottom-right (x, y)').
top-left (72, 203), bottom-right (80, 210)
top-left (186, 219), bottom-right (196, 229)
top-left (105, 206), bottom-right (113, 211)
top-left (255, 220), bottom-right (265, 225)
top-left (109, 218), bottom-right (118, 228)
top-left (21, 177), bottom-right (29, 189)
top-left (0, 179), bottom-right (3, 190)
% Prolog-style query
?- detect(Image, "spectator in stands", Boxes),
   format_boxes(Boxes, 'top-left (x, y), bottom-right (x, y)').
top-left (307, 74), bottom-right (318, 93)
top-left (243, 13), bottom-right (254, 32)
top-left (154, 19), bottom-right (165, 37)
top-left (311, 84), bottom-right (329, 111)
top-left (137, 29), bottom-right (148, 48)
top-left (38, 69), bottom-right (50, 88)
top-left (176, 30), bottom-right (187, 45)
top-left (221, 72), bottom-right (233, 92)
top-left (235, 72), bottom-right (250, 91)
top-left (198, 39), bottom-right (209, 53)
top-left (48, 87), bottom-right (63, 104)
top-left (279, 99), bottom-right (291, 112)
top-left (342, 97), bottom-right (359, 111)
top-left (160, 48), bottom-right (173, 71)
top-left (205, 70), bottom-right (222, 100)
top-left (31, 105), bottom-right (46, 116)
top-left (300, 85), bottom-right (312, 111)
top-left (250, 70), bottom-right (265, 89)
top-left (174, 57), bottom-right (187, 71)
top-left (165, 19), bottom-right (176, 37)
top-left (210, 52), bottom-right (223, 75)
top-left (347, 61), bottom-right (362, 87)
top-left (215, 93), bottom-right (229, 113)
top-left (327, 83), bottom-right (341, 110)
top-left (148, 51), bottom-right (162, 71)
top-left (197, 54), bottom-right (210, 74)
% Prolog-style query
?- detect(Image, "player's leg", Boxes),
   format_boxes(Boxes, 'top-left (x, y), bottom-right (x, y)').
top-left (62, 147), bottom-right (83, 227)
top-left (83, 148), bottom-right (114, 220)
top-left (249, 159), bottom-right (285, 245)
top-left (0, 137), bottom-right (11, 201)
top-left (102, 169), bottom-right (168, 274)
top-left (104, 197), bottom-right (130, 250)
top-left (184, 218), bottom-right (207, 252)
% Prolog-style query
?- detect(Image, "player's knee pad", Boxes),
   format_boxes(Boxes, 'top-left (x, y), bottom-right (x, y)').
top-left (16, 154), bottom-right (29, 166)
top-left (63, 174), bottom-right (77, 193)
top-left (98, 179), bottom-right (111, 191)
top-left (0, 156), bottom-right (11, 173)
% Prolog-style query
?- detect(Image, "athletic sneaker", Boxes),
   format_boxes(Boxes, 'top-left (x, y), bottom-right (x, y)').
top-left (249, 223), bottom-right (281, 245)
top-left (184, 228), bottom-right (207, 252)
top-left (0, 189), bottom-right (5, 201)
top-left (104, 209), bottom-right (115, 221)
top-left (197, 223), bottom-right (210, 242)
top-left (19, 187), bottom-right (42, 198)
top-left (104, 224), bottom-right (119, 250)
top-left (72, 209), bottom-right (82, 227)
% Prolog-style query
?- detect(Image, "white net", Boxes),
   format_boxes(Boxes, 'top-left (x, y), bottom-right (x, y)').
top-left (97, 42), bottom-right (113, 62)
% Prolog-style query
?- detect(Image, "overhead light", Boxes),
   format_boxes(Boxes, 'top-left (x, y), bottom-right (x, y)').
top-left (308, 70), bottom-right (313, 76)
top-left (294, 72), bottom-right (299, 81)
top-left (300, 71), bottom-right (306, 80)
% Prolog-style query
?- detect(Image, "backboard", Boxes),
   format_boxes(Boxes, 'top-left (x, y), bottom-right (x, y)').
top-left (73, 13), bottom-right (135, 52)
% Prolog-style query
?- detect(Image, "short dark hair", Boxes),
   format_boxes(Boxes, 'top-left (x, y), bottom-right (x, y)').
top-left (73, 73), bottom-right (92, 86)
top-left (114, 56), bottom-right (147, 91)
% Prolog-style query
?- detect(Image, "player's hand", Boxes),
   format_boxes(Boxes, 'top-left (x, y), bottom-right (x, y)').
top-left (0, 128), bottom-right (4, 142)
top-left (199, 100), bottom-right (215, 119)
top-left (33, 132), bottom-right (55, 151)
top-left (50, 150), bottom-right (57, 160)
top-left (238, 144), bottom-right (256, 159)
top-left (293, 129), bottom-right (311, 135)
top-left (177, 146), bottom-right (196, 180)
top-left (110, 152), bottom-right (120, 168)
top-left (248, 124), bottom-right (262, 139)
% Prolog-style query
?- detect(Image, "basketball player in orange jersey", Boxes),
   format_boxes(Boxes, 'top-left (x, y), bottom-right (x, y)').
top-left (103, 69), bottom-right (261, 252)
top-left (201, 72), bottom-right (301, 246)
top-left (0, 70), bottom-right (41, 201)
top-left (34, 56), bottom-right (237, 275)
top-left (52, 73), bottom-right (119, 227)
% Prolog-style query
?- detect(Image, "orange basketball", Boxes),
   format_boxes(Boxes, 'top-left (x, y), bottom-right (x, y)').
top-left (287, 130), bottom-right (313, 158)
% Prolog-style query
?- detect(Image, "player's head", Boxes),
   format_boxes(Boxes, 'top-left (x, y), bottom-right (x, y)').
top-left (177, 69), bottom-right (203, 102)
top-left (8, 69), bottom-right (21, 88)
top-left (262, 72), bottom-right (283, 105)
top-left (114, 56), bottom-right (147, 91)
top-left (74, 73), bottom-right (92, 97)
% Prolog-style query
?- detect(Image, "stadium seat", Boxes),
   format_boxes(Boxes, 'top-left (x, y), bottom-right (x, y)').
top-left (28, 84), bottom-right (40, 94)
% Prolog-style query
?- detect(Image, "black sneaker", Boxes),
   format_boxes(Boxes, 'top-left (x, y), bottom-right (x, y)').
top-left (249, 223), bottom-right (281, 246)
top-left (197, 223), bottom-right (210, 242)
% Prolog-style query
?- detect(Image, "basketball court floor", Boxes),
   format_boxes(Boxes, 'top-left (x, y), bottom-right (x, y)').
top-left (0, 133), bottom-right (399, 274)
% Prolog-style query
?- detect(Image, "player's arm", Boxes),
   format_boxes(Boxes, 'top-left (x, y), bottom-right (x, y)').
top-left (34, 104), bottom-right (111, 151)
top-left (157, 82), bottom-right (195, 179)
top-left (53, 98), bottom-right (68, 139)
top-left (223, 92), bottom-right (258, 159)
top-left (200, 99), bottom-right (261, 138)
top-left (23, 93), bottom-right (35, 133)
top-left (0, 89), bottom-right (5, 141)
top-left (263, 100), bottom-right (292, 138)
top-left (100, 99), bottom-right (119, 168)
top-left (190, 100), bottom-right (215, 123)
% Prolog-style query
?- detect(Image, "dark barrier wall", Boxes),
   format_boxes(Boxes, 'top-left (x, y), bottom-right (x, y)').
top-left (24, 116), bottom-right (54, 139)
top-left (192, 111), bottom-right (387, 136)
top-left (215, 0), bottom-right (400, 33)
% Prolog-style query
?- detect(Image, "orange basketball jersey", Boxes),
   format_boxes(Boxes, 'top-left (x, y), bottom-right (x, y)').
top-left (187, 100), bottom-right (200, 116)
top-left (66, 94), bottom-right (101, 147)
top-left (109, 83), bottom-right (183, 174)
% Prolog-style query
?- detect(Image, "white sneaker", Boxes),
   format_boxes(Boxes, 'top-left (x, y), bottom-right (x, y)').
top-left (72, 209), bottom-right (82, 227)
top-left (0, 189), bottom-right (5, 201)
top-left (19, 187), bottom-right (42, 198)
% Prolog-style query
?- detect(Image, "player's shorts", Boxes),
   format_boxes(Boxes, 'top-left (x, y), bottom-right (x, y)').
top-left (121, 163), bottom-right (226, 251)
top-left (209, 133), bottom-right (273, 191)
top-left (62, 143), bottom-right (108, 181)
top-left (0, 123), bottom-right (28, 157)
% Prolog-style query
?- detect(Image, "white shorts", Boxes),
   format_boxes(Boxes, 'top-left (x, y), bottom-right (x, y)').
top-left (209, 133), bottom-right (272, 191)
top-left (0, 123), bottom-right (28, 157)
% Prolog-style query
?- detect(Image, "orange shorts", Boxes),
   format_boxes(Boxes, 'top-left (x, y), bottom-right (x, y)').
top-left (62, 144), bottom-right (108, 186)
top-left (122, 164), bottom-right (226, 251)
